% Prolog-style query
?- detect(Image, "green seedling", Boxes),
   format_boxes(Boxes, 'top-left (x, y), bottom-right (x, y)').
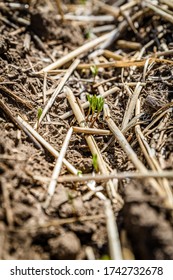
top-left (86, 94), bottom-right (97, 121)
top-left (77, 170), bottom-right (82, 176)
top-left (80, 0), bottom-right (87, 4)
top-left (92, 154), bottom-right (98, 173)
top-left (85, 30), bottom-right (91, 39)
top-left (97, 96), bottom-right (104, 114)
top-left (87, 94), bottom-right (92, 105)
top-left (86, 94), bottom-right (104, 126)
top-left (37, 108), bottom-right (43, 120)
top-left (91, 96), bottom-right (104, 127)
top-left (36, 108), bottom-right (43, 129)
top-left (91, 95), bottom-right (98, 117)
top-left (90, 65), bottom-right (98, 82)
top-left (100, 254), bottom-right (111, 260)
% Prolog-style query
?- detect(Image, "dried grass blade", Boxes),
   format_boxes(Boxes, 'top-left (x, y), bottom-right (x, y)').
top-left (104, 200), bottom-right (123, 260)
top-left (35, 59), bottom-right (80, 128)
top-left (0, 85), bottom-right (32, 109)
top-left (39, 29), bottom-right (119, 73)
top-left (103, 104), bottom-right (166, 201)
top-left (57, 171), bottom-right (173, 183)
top-left (77, 58), bottom-right (173, 69)
top-left (0, 100), bottom-right (42, 150)
top-left (145, 1), bottom-right (173, 24)
top-left (17, 115), bottom-right (78, 175)
top-left (73, 127), bottom-right (111, 135)
top-left (44, 127), bottom-right (73, 208)
top-left (121, 82), bottom-right (143, 130)
top-left (135, 100), bottom-right (173, 207)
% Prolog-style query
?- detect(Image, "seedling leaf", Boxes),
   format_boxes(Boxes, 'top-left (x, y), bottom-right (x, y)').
top-left (90, 65), bottom-right (98, 77)
top-left (37, 108), bottom-right (43, 120)
top-left (92, 154), bottom-right (98, 172)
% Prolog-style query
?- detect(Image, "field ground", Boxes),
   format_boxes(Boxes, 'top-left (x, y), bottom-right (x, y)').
top-left (0, 0), bottom-right (173, 260)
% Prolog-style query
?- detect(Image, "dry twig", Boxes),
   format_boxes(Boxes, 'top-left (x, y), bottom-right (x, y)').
top-left (57, 170), bottom-right (173, 183)
top-left (35, 59), bottom-right (80, 128)
top-left (39, 29), bottom-right (119, 73)
top-left (103, 104), bottom-right (169, 205)
top-left (44, 127), bottom-right (73, 208)
top-left (17, 115), bottom-right (78, 175)
top-left (104, 200), bottom-right (123, 260)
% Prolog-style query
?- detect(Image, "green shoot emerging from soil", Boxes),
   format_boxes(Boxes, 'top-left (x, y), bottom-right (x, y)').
top-left (37, 108), bottom-right (43, 120)
top-left (100, 254), bottom-right (111, 260)
top-left (36, 108), bottom-right (43, 129)
top-left (80, 0), bottom-right (87, 4)
top-left (85, 30), bottom-right (92, 39)
top-left (92, 154), bottom-right (98, 172)
top-left (97, 96), bottom-right (104, 113)
top-left (77, 170), bottom-right (82, 176)
top-left (90, 65), bottom-right (98, 82)
top-left (86, 94), bottom-right (104, 126)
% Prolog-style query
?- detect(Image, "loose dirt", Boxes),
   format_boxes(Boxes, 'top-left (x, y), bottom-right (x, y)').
top-left (0, 0), bottom-right (173, 260)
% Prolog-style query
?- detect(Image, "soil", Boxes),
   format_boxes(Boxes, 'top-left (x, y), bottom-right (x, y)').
top-left (0, 0), bottom-right (173, 260)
